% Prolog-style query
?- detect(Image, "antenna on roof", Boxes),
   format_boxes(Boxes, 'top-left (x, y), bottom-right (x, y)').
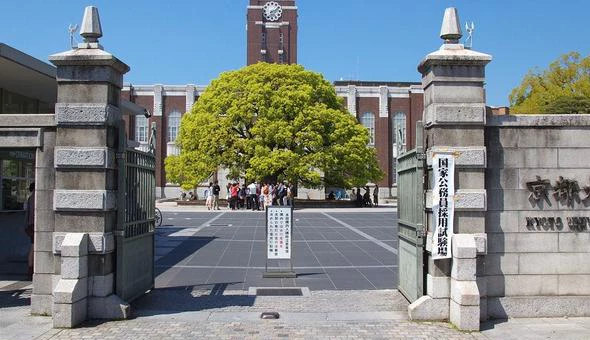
top-left (465, 21), bottom-right (475, 49)
top-left (68, 24), bottom-right (79, 49)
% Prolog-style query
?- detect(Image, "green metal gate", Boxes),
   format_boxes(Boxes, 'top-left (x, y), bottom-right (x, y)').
top-left (115, 146), bottom-right (156, 302)
top-left (397, 121), bottom-right (426, 302)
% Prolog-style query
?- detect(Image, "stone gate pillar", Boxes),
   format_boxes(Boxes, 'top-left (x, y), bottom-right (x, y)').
top-left (408, 8), bottom-right (492, 330)
top-left (44, 6), bottom-right (130, 327)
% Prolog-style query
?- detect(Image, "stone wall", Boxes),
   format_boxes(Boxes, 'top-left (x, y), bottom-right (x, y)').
top-left (485, 114), bottom-right (590, 318)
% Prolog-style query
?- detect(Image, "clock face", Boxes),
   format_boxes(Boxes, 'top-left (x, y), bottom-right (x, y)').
top-left (263, 1), bottom-right (282, 21)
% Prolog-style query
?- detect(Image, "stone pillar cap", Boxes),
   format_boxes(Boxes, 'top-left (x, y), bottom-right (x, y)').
top-left (440, 7), bottom-right (462, 43)
top-left (80, 6), bottom-right (103, 44)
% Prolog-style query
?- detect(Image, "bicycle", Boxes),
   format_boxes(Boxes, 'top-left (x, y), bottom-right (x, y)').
top-left (155, 207), bottom-right (163, 227)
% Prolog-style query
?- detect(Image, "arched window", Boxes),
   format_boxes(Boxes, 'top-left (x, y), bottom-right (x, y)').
top-left (361, 112), bottom-right (375, 146)
top-left (135, 115), bottom-right (148, 143)
top-left (168, 111), bottom-right (181, 142)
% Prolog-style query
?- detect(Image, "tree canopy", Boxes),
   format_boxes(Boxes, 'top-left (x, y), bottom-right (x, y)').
top-left (509, 52), bottom-right (590, 114)
top-left (165, 63), bottom-right (383, 190)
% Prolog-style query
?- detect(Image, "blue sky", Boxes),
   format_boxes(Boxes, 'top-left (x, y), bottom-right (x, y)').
top-left (1, 0), bottom-right (588, 106)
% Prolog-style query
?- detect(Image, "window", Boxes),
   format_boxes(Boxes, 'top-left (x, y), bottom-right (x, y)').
top-left (361, 112), bottom-right (375, 146)
top-left (0, 151), bottom-right (35, 211)
top-left (168, 111), bottom-right (181, 142)
top-left (393, 112), bottom-right (407, 155)
top-left (135, 115), bottom-right (148, 143)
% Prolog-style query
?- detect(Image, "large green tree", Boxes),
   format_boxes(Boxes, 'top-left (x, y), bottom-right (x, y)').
top-left (165, 63), bottom-right (383, 190)
top-left (509, 52), bottom-right (590, 114)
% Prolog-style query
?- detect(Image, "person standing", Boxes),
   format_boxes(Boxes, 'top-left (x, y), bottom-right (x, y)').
top-left (212, 180), bottom-right (221, 210)
top-left (24, 182), bottom-right (35, 278)
top-left (230, 182), bottom-right (239, 210)
top-left (373, 184), bottom-right (379, 207)
top-left (248, 181), bottom-right (258, 211)
top-left (205, 183), bottom-right (213, 210)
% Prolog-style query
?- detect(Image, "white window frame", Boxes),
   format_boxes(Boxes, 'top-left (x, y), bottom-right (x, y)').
top-left (168, 110), bottom-right (181, 143)
top-left (135, 115), bottom-right (149, 143)
top-left (361, 112), bottom-right (375, 146)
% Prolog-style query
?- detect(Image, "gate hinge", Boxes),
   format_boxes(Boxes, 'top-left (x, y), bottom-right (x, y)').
top-left (416, 152), bottom-right (426, 161)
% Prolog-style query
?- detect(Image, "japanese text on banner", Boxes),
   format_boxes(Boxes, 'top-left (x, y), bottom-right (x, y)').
top-left (432, 153), bottom-right (455, 260)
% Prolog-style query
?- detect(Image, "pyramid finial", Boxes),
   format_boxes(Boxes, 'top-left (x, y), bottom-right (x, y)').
top-left (440, 7), bottom-right (462, 44)
top-left (79, 6), bottom-right (103, 44)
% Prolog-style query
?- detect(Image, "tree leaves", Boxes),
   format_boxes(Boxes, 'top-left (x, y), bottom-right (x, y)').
top-left (509, 52), bottom-right (590, 114)
top-left (165, 63), bottom-right (384, 189)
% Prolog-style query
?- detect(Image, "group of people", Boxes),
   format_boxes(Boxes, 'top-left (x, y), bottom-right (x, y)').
top-left (352, 185), bottom-right (379, 207)
top-left (196, 180), bottom-right (295, 211)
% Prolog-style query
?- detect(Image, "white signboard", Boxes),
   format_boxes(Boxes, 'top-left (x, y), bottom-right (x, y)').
top-left (267, 206), bottom-right (292, 260)
top-left (432, 153), bottom-right (455, 260)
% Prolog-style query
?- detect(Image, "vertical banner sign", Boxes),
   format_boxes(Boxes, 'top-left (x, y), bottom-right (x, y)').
top-left (432, 153), bottom-right (455, 260)
top-left (267, 206), bottom-right (292, 260)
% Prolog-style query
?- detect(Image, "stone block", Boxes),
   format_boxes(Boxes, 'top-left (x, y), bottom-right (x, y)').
top-left (485, 253), bottom-right (519, 275)
top-left (501, 148), bottom-right (558, 168)
top-left (426, 126), bottom-right (484, 147)
top-left (451, 258), bottom-right (476, 281)
top-left (452, 234), bottom-right (477, 259)
top-left (485, 168), bottom-right (519, 190)
top-left (88, 253), bottom-right (114, 276)
top-left (519, 253), bottom-right (590, 275)
top-left (56, 65), bottom-right (124, 88)
top-left (426, 274), bottom-right (450, 298)
top-left (34, 251), bottom-right (55, 274)
top-left (56, 127), bottom-right (108, 147)
top-left (56, 84), bottom-right (110, 108)
top-left (32, 273), bottom-right (59, 295)
top-left (456, 169), bottom-right (485, 189)
top-left (54, 232), bottom-right (115, 254)
top-left (451, 280), bottom-right (480, 306)
top-left (558, 148), bottom-right (590, 168)
top-left (427, 146), bottom-right (486, 168)
top-left (559, 233), bottom-right (590, 252)
top-left (518, 128), bottom-right (590, 148)
top-left (55, 211), bottom-right (116, 233)
top-left (487, 274), bottom-right (558, 297)
top-left (31, 294), bottom-right (53, 316)
top-left (485, 127), bottom-right (519, 148)
top-left (485, 211), bottom-right (519, 233)
top-left (450, 300), bottom-right (480, 331)
top-left (34, 231), bottom-right (54, 252)
top-left (35, 189), bottom-right (54, 211)
top-left (408, 296), bottom-right (449, 320)
top-left (53, 278), bottom-right (88, 304)
top-left (61, 256), bottom-right (88, 279)
top-left (88, 294), bottom-right (130, 320)
top-left (558, 275), bottom-right (590, 295)
top-left (89, 273), bottom-right (114, 297)
top-left (55, 170), bottom-right (116, 191)
top-left (35, 209), bottom-right (56, 232)
top-left (487, 296), bottom-right (590, 319)
top-left (53, 298), bottom-right (87, 328)
top-left (487, 189), bottom-right (562, 212)
top-left (426, 85), bottom-right (486, 107)
top-left (487, 232), bottom-right (558, 253)
top-left (473, 233), bottom-right (487, 254)
top-left (34, 167), bottom-right (55, 190)
top-left (60, 233), bottom-right (88, 257)
top-left (0, 128), bottom-right (43, 147)
top-left (55, 147), bottom-right (115, 169)
top-left (454, 212), bottom-right (486, 234)
top-left (54, 190), bottom-right (116, 211)
top-left (477, 276), bottom-right (487, 297)
top-left (427, 256), bottom-right (451, 276)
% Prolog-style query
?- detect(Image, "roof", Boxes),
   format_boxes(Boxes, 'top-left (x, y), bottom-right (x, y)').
top-left (333, 80), bottom-right (421, 87)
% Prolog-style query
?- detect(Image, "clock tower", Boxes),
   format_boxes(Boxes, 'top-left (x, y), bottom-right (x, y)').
top-left (247, 0), bottom-right (298, 65)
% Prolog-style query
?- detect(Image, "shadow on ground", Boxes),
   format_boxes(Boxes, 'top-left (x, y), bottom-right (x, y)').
top-left (130, 282), bottom-right (255, 317)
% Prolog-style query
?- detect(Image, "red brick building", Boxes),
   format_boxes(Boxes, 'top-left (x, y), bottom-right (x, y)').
top-left (122, 0), bottom-right (424, 199)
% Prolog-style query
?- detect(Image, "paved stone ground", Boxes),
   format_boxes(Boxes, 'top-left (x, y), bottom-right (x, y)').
top-left (3, 206), bottom-right (590, 339)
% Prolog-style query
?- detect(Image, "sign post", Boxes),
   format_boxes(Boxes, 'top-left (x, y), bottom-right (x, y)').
top-left (263, 206), bottom-right (296, 278)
